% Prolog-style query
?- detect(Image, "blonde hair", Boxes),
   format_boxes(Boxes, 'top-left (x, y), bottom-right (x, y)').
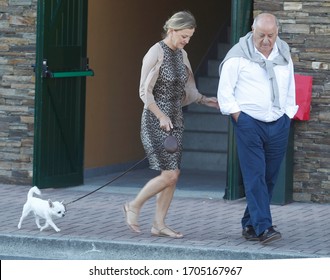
top-left (163, 11), bottom-right (196, 37)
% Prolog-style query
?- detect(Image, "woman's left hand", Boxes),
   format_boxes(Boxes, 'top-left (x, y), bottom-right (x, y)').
top-left (203, 97), bottom-right (220, 109)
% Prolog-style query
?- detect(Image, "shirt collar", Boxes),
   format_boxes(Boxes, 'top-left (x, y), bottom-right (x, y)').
top-left (254, 43), bottom-right (279, 60)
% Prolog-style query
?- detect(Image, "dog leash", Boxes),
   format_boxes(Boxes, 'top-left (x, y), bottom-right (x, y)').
top-left (65, 132), bottom-right (178, 207)
top-left (65, 156), bottom-right (148, 206)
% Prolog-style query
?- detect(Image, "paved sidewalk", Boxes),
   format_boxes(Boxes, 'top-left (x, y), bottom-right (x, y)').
top-left (1, 169), bottom-right (330, 260)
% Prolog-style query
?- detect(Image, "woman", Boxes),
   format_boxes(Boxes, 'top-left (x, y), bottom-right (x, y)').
top-left (123, 11), bottom-right (219, 238)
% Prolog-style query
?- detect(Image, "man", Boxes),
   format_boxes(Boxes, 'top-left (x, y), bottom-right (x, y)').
top-left (217, 13), bottom-right (298, 244)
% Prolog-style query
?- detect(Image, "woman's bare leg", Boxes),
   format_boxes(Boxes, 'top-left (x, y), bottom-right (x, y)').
top-left (153, 170), bottom-right (179, 228)
top-left (124, 170), bottom-right (179, 233)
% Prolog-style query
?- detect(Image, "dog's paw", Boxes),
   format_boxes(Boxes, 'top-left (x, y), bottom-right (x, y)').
top-left (55, 228), bottom-right (61, 232)
top-left (17, 224), bottom-right (21, 229)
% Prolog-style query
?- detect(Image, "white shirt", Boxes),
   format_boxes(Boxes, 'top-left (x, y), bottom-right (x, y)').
top-left (217, 43), bottom-right (298, 122)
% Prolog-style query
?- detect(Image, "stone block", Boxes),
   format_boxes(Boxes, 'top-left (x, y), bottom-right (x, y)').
top-left (9, 15), bottom-right (34, 26)
top-left (9, 0), bottom-right (32, 6)
top-left (282, 23), bottom-right (310, 33)
top-left (312, 62), bottom-right (329, 70)
top-left (284, 2), bottom-right (303, 11)
top-left (318, 112), bottom-right (330, 122)
top-left (293, 192), bottom-right (312, 202)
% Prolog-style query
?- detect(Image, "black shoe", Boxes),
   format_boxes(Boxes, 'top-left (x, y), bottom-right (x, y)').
top-left (259, 226), bottom-right (282, 244)
top-left (242, 226), bottom-right (259, 241)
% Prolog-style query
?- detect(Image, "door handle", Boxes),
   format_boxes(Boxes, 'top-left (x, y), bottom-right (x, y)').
top-left (42, 59), bottom-right (94, 78)
top-left (46, 70), bottom-right (94, 78)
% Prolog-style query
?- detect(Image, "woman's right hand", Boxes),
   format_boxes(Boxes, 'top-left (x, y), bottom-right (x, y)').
top-left (159, 115), bottom-right (173, 132)
top-left (147, 103), bottom-right (173, 131)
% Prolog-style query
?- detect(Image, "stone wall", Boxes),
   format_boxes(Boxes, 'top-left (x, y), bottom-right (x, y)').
top-left (254, 0), bottom-right (330, 203)
top-left (0, 0), bottom-right (36, 184)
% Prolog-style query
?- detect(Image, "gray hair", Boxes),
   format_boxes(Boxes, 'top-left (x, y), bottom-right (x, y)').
top-left (163, 11), bottom-right (196, 37)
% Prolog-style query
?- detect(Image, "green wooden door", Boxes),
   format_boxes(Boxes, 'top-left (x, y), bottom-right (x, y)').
top-left (33, 0), bottom-right (91, 188)
top-left (223, 0), bottom-right (253, 200)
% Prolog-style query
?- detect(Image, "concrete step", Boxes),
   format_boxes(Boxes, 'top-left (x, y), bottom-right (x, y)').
top-left (181, 38), bottom-right (231, 173)
top-left (197, 76), bottom-right (219, 95)
top-left (185, 102), bottom-right (220, 113)
top-left (184, 112), bottom-right (228, 132)
top-left (183, 131), bottom-right (228, 152)
top-left (217, 42), bottom-right (231, 59)
top-left (209, 42), bottom-right (231, 76)
top-left (208, 59), bottom-right (221, 77)
top-left (181, 150), bottom-right (227, 172)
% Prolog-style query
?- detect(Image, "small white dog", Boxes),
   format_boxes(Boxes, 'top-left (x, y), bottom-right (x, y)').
top-left (18, 186), bottom-right (66, 232)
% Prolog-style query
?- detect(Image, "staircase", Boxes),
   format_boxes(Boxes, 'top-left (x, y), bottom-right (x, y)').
top-left (181, 28), bottom-right (231, 173)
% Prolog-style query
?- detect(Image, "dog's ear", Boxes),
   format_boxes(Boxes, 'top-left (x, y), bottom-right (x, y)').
top-left (48, 199), bottom-right (54, 208)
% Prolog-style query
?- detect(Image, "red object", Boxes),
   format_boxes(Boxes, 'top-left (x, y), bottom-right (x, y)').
top-left (293, 74), bottom-right (313, 121)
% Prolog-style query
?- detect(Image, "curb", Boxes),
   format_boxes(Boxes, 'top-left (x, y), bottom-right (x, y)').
top-left (0, 234), bottom-right (318, 260)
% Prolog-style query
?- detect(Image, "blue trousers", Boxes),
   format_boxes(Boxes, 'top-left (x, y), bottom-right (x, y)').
top-left (232, 112), bottom-right (291, 236)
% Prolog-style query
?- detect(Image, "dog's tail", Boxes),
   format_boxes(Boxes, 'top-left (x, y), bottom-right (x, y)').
top-left (27, 186), bottom-right (41, 199)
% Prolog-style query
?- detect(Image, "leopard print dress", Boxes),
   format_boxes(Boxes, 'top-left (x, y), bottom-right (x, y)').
top-left (141, 41), bottom-right (188, 171)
